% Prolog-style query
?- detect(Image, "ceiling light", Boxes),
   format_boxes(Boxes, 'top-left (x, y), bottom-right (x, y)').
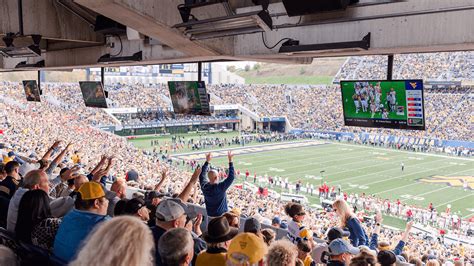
top-left (0, 34), bottom-right (42, 58)
top-left (173, 10), bottom-right (272, 40)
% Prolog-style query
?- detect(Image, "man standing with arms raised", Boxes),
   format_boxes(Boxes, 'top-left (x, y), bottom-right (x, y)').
top-left (199, 151), bottom-right (235, 217)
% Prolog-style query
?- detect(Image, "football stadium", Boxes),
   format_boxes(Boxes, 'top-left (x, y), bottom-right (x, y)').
top-left (0, 1), bottom-right (473, 265)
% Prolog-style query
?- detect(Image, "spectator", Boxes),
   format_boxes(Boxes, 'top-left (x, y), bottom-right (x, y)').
top-left (227, 233), bottom-right (267, 266)
top-left (377, 250), bottom-right (397, 266)
top-left (7, 169), bottom-right (51, 231)
top-left (369, 216), bottom-right (413, 256)
top-left (426, 260), bottom-right (441, 266)
top-left (244, 217), bottom-right (262, 236)
top-left (333, 199), bottom-right (368, 246)
top-left (0, 161), bottom-right (21, 199)
top-left (105, 178), bottom-right (127, 216)
top-left (199, 151), bottom-right (235, 217)
top-left (196, 216), bottom-right (238, 266)
top-left (0, 163), bottom-right (6, 181)
top-left (327, 239), bottom-right (360, 266)
top-left (285, 202), bottom-right (313, 246)
top-left (272, 216), bottom-right (281, 228)
top-left (113, 198), bottom-right (129, 216)
top-left (15, 189), bottom-right (61, 252)
top-left (261, 228), bottom-right (276, 246)
top-left (158, 228), bottom-right (194, 266)
top-left (152, 199), bottom-right (190, 265)
top-left (297, 239), bottom-right (315, 266)
top-left (123, 197), bottom-right (150, 223)
top-left (409, 258), bottom-right (423, 266)
top-left (145, 191), bottom-right (164, 226)
top-left (53, 181), bottom-right (110, 263)
top-left (349, 250), bottom-right (377, 266)
top-left (223, 211), bottom-right (240, 228)
top-left (266, 239), bottom-right (299, 266)
top-left (50, 167), bottom-right (75, 198)
top-left (312, 227), bottom-right (350, 264)
top-left (70, 216), bottom-right (154, 266)
top-left (71, 174), bottom-right (88, 195)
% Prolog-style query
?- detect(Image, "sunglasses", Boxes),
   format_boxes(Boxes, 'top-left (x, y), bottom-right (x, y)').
top-left (297, 212), bottom-right (306, 216)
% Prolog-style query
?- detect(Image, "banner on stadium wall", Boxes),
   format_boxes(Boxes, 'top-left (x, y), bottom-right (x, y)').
top-left (261, 117), bottom-right (286, 122)
top-left (159, 64), bottom-right (185, 77)
top-left (426, 81), bottom-right (462, 87)
top-left (105, 108), bottom-right (138, 114)
top-left (213, 104), bottom-right (240, 110)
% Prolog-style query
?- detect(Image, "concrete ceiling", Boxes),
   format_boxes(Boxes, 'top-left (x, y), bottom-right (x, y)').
top-left (0, 0), bottom-right (473, 70)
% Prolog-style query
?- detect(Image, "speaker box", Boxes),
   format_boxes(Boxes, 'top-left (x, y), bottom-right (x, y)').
top-left (282, 0), bottom-right (358, 17)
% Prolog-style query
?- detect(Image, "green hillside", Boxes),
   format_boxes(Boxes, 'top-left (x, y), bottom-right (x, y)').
top-left (234, 57), bottom-right (346, 85)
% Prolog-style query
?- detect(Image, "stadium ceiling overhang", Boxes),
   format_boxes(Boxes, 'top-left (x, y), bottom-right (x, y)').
top-left (0, 0), bottom-right (473, 70)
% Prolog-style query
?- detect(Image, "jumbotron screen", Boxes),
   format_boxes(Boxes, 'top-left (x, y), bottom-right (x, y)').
top-left (340, 80), bottom-right (425, 130)
top-left (168, 81), bottom-right (210, 115)
top-left (22, 80), bottom-right (41, 102)
top-left (79, 81), bottom-right (108, 108)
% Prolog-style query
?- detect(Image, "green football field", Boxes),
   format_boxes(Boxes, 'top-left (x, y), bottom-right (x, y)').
top-left (341, 81), bottom-right (407, 120)
top-left (128, 135), bottom-right (474, 219)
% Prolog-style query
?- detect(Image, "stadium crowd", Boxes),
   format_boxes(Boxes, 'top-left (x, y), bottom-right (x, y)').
top-left (68, 81), bottom-right (472, 142)
top-left (0, 51), bottom-right (473, 265)
top-left (333, 52), bottom-right (474, 82)
top-left (0, 138), bottom-right (472, 265)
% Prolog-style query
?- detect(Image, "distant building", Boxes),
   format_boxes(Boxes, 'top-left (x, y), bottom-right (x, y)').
top-left (88, 63), bottom-right (244, 84)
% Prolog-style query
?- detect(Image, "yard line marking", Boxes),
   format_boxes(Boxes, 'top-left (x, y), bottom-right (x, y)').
top-left (332, 142), bottom-right (474, 162)
top-left (400, 186), bottom-right (450, 202)
top-left (277, 152), bottom-right (410, 178)
top-left (275, 152), bottom-right (405, 176)
top-left (374, 183), bottom-right (415, 195)
top-left (328, 157), bottom-right (447, 185)
top-left (342, 160), bottom-right (464, 189)
top-left (435, 194), bottom-right (474, 208)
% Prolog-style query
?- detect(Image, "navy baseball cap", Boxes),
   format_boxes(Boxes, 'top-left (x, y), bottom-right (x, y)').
top-left (327, 227), bottom-right (350, 242)
top-left (272, 216), bottom-right (281, 225)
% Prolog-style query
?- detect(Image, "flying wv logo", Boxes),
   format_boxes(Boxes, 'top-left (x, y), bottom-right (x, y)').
top-left (419, 175), bottom-right (473, 190)
top-left (410, 82), bottom-right (418, 89)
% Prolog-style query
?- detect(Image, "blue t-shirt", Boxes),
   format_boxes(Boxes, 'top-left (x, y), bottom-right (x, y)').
top-left (53, 209), bottom-right (109, 262)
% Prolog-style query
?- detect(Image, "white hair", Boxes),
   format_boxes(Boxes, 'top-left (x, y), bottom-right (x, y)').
top-left (70, 216), bottom-right (154, 266)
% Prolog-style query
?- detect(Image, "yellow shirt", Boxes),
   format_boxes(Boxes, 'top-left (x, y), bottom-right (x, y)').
top-left (304, 255), bottom-right (314, 266)
top-left (196, 251), bottom-right (227, 266)
top-left (2, 156), bottom-right (12, 164)
top-left (287, 220), bottom-right (313, 244)
top-left (71, 154), bottom-right (81, 164)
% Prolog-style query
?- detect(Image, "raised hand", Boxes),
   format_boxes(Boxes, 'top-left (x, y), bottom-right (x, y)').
top-left (375, 209), bottom-right (383, 224)
top-left (193, 213), bottom-right (203, 236)
top-left (206, 153), bottom-right (212, 162)
top-left (161, 168), bottom-right (168, 180)
top-left (92, 168), bottom-right (109, 182)
top-left (406, 220), bottom-right (413, 231)
top-left (52, 140), bottom-right (62, 149)
top-left (61, 165), bottom-right (81, 181)
top-left (227, 151), bottom-right (234, 162)
top-left (190, 166), bottom-right (202, 182)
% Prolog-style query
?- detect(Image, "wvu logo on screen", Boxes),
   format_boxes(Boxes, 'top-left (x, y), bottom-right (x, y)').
top-left (410, 82), bottom-right (418, 89)
top-left (419, 175), bottom-right (473, 190)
